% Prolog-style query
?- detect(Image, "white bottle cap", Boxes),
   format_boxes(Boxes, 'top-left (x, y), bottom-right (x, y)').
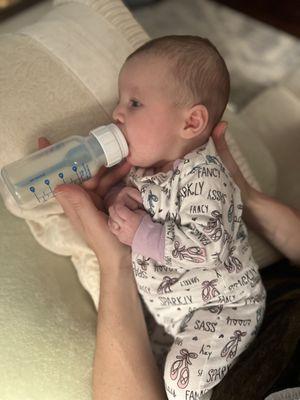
top-left (90, 124), bottom-right (128, 167)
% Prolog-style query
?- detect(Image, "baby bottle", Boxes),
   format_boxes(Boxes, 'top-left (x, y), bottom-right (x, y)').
top-left (0, 124), bottom-right (128, 210)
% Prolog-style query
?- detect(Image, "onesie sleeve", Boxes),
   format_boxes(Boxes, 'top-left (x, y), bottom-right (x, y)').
top-left (132, 214), bottom-right (165, 263)
top-left (162, 161), bottom-right (241, 270)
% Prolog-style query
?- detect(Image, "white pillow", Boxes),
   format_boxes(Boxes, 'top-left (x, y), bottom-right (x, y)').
top-left (223, 109), bottom-right (280, 268)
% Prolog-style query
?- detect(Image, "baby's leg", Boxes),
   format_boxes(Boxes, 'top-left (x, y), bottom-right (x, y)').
top-left (163, 303), bottom-right (264, 400)
top-left (141, 295), bottom-right (174, 373)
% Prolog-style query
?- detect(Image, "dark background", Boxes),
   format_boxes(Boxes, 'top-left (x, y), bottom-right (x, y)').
top-left (213, 0), bottom-right (300, 38)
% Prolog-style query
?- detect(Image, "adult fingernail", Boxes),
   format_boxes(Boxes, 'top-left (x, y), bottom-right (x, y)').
top-left (54, 189), bottom-right (61, 196)
top-left (54, 188), bottom-right (65, 198)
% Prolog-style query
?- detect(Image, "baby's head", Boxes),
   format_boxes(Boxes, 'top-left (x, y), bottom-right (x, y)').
top-left (113, 35), bottom-right (230, 171)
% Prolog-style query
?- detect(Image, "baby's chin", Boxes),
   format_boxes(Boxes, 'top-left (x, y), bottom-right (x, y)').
top-left (126, 154), bottom-right (153, 169)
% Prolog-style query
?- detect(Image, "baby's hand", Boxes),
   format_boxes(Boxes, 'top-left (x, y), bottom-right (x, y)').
top-left (108, 204), bottom-right (147, 246)
top-left (105, 186), bottom-right (143, 211)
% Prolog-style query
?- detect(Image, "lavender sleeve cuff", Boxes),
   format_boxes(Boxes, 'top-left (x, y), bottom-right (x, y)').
top-left (132, 214), bottom-right (165, 263)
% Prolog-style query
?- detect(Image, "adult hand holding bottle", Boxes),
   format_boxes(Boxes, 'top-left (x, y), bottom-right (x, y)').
top-left (38, 134), bottom-right (132, 262)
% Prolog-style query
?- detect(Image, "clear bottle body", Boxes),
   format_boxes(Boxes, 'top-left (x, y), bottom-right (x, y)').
top-left (1, 135), bottom-right (107, 209)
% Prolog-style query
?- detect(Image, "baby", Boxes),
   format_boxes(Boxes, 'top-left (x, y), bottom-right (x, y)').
top-left (106, 35), bottom-right (266, 400)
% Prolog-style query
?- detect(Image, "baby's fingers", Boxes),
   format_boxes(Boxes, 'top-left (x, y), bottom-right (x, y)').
top-left (108, 204), bottom-right (125, 227)
top-left (115, 204), bottom-right (132, 221)
top-left (123, 187), bottom-right (143, 205)
top-left (114, 204), bottom-right (140, 224)
top-left (122, 195), bottom-right (140, 210)
top-left (107, 216), bottom-right (120, 234)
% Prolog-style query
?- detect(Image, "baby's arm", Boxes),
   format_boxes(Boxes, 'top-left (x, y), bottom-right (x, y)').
top-left (109, 165), bottom-right (236, 269)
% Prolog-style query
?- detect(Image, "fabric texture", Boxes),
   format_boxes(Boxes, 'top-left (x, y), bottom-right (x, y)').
top-left (265, 388), bottom-right (300, 400)
top-left (0, 197), bottom-right (97, 400)
top-left (132, 213), bottom-right (165, 263)
top-left (20, 2), bottom-right (147, 113)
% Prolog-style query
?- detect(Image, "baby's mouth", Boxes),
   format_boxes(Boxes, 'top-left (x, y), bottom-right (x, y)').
top-left (126, 148), bottom-right (132, 159)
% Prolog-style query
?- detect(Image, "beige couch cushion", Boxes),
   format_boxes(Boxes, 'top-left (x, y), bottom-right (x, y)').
top-left (240, 72), bottom-right (300, 209)
top-left (223, 109), bottom-right (281, 267)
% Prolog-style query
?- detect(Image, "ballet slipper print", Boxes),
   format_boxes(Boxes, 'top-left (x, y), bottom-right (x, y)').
top-left (157, 276), bottom-right (179, 294)
top-left (224, 246), bottom-right (243, 273)
top-left (221, 330), bottom-right (247, 361)
top-left (137, 256), bottom-right (150, 271)
top-left (172, 240), bottom-right (206, 263)
top-left (170, 349), bottom-right (198, 389)
top-left (170, 358), bottom-right (182, 380)
top-left (201, 279), bottom-right (220, 301)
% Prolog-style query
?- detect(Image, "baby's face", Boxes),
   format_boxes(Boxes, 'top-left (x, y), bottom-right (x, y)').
top-left (113, 55), bottom-right (187, 169)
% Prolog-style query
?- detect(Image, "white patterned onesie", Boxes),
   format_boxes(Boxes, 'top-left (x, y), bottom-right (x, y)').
top-left (127, 138), bottom-right (266, 400)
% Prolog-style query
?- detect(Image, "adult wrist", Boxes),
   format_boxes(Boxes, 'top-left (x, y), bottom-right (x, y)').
top-left (242, 187), bottom-right (267, 230)
top-left (96, 250), bottom-right (132, 277)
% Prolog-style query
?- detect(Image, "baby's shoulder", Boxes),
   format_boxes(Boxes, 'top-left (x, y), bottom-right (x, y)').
top-left (179, 143), bottom-right (230, 182)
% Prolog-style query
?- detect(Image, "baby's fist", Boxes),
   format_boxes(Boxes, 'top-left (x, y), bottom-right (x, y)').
top-left (108, 204), bottom-right (146, 246)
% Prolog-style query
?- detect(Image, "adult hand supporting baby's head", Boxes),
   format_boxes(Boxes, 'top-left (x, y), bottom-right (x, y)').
top-left (38, 137), bottom-right (132, 273)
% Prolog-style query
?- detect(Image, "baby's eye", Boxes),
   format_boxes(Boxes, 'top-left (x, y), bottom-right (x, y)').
top-left (130, 99), bottom-right (142, 108)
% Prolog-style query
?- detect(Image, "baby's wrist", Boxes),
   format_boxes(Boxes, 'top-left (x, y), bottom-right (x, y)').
top-left (132, 214), bottom-right (165, 263)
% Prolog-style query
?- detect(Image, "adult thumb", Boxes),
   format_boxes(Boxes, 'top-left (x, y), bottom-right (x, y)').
top-left (54, 184), bottom-right (107, 243)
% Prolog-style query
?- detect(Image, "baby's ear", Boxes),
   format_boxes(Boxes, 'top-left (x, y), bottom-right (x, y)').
top-left (181, 104), bottom-right (209, 139)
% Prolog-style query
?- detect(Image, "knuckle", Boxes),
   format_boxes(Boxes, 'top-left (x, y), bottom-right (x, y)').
top-left (108, 206), bottom-right (116, 217)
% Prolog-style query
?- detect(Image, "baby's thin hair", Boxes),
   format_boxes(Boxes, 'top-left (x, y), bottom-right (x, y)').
top-left (127, 35), bottom-right (230, 129)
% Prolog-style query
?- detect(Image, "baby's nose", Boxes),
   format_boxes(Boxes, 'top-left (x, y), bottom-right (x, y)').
top-left (112, 104), bottom-right (124, 125)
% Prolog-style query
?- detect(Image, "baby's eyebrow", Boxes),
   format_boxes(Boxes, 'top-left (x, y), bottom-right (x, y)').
top-left (119, 82), bottom-right (142, 98)
top-left (128, 85), bottom-right (141, 95)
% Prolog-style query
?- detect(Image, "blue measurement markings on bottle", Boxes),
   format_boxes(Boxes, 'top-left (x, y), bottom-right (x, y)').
top-left (70, 162), bottom-right (92, 183)
top-left (24, 142), bottom-right (93, 204)
top-left (29, 179), bottom-right (54, 203)
top-left (28, 162), bottom-right (92, 203)
top-left (58, 172), bottom-right (66, 183)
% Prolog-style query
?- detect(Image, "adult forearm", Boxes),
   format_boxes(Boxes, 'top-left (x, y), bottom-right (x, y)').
top-left (244, 189), bottom-right (300, 265)
top-left (93, 267), bottom-right (166, 400)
